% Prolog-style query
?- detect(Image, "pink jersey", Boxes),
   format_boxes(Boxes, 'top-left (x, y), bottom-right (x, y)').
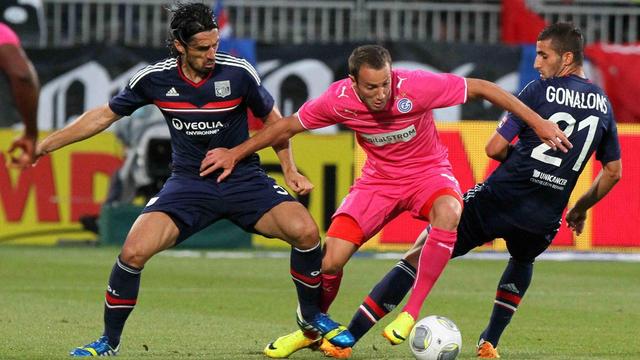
top-left (0, 23), bottom-right (20, 46)
top-left (297, 69), bottom-right (467, 178)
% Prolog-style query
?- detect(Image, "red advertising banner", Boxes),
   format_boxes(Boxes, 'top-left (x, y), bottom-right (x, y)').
top-left (0, 131), bottom-right (122, 245)
top-left (2, 124), bottom-right (638, 251)
top-left (591, 132), bottom-right (640, 247)
top-left (586, 44), bottom-right (640, 124)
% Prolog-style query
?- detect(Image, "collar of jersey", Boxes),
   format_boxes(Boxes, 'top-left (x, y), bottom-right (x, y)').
top-left (177, 57), bottom-right (214, 88)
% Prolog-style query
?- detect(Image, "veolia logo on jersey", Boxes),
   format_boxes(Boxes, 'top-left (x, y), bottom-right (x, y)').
top-left (171, 118), bottom-right (225, 135)
top-left (397, 98), bottom-right (412, 113)
top-left (171, 118), bottom-right (184, 130)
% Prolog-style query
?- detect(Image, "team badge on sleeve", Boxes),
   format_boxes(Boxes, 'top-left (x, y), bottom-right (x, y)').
top-left (397, 98), bottom-right (413, 113)
top-left (214, 80), bottom-right (231, 98)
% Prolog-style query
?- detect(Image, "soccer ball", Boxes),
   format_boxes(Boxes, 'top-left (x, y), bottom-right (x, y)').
top-left (408, 315), bottom-right (462, 360)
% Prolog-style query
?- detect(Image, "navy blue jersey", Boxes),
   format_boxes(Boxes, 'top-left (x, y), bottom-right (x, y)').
top-left (109, 52), bottom-right (274, 178)
top-left (487, 74), bottom-right (621, 233)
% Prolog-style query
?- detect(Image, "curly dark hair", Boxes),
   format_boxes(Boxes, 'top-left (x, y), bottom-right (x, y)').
top-left (167, 2), bottom-right (218, 56)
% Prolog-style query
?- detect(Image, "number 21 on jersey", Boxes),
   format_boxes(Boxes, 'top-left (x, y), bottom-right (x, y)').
top-left (531, 112), bottom-right (598, 171)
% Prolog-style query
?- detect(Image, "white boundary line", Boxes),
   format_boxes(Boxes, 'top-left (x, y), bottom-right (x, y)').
top-left (160, 250), bottom-right (640, 262)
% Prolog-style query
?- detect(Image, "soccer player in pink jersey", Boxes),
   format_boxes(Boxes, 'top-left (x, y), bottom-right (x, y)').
top-left (200, 45), bottom-right (571, 358)
top-left (0, 22), bottom-right (39, 167)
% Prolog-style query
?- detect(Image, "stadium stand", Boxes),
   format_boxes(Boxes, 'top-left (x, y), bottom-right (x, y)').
top-left (31, 0), bottom-right (640, 48)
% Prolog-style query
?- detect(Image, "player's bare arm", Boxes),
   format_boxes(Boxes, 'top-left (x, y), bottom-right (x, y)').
top-left (484, 131), bottom-right (512, 162)
top-left (199, 113), bottom-right (306, 181)
top-left (1, 42), bottom-right (40, 167)
top-left (262, 107), bottom-right (313, 195)
top-left (566, 159), bottom-right (621, 235)
top-left (466, 78), bottom-right (572, 152)
top-left (34, 104), bottom-right (122, 162)
top-left (484, 131), bottom-right (511, 161)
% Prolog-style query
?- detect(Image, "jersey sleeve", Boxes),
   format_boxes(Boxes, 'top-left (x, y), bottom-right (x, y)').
top-left (595, 115), bottom-right (621, 164)
top-left (496, 114), bottom-right (525, 142)
top-left (243, 65), bottom-right (274, 118)
top-left (297, 90), bottom-right (339, 130)
top-left (411, 71), bottom-right (467, 110)
top-left (109, 82), bottom-right (151, 116)
top-left (497, 80), bottom-right (539, 141)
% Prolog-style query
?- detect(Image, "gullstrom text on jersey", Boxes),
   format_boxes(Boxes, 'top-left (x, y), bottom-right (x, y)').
top-left (359, 125), bottom-right (417, 146)
top-left (545, 86), bottom-right (608, 114)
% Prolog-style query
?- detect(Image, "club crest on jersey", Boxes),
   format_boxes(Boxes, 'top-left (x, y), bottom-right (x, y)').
top-left (397, 98), bottom-right (412, 113)
top-left (214, 80), bottom-right (231, 98)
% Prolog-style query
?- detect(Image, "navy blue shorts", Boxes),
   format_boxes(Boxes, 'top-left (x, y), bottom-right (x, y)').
top-left (141, 167), bottom-right (296, 244)
top-left (452, 184), bottom-right (557, 263)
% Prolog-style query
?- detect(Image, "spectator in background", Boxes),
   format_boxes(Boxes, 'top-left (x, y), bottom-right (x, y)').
top-left (0, 21), bottom-right (39, 167)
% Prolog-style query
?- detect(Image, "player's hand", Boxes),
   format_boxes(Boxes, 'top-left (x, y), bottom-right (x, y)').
top-left (32, 143), bottom-right (49, 164)
top-left (6, 134), bottom-right (37, 168)
top-left (533, 120), bottom-right (572, 153)
top-left (566, 206), bottom-right (587, 236)
top-left (200, 147), bottom-right (238, 182)
top-left (284, 170), bottom-right (314, 195)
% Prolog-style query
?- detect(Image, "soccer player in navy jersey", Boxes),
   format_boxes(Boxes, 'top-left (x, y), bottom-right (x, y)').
top-left (31, 2), bottom-right (353, 357)
top-left (462, 22), bottom-right (621, 358)
top-left (313, 23), bottom-right (622, 359)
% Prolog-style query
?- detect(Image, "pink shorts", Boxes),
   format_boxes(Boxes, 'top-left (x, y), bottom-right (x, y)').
top-left (333, 166), bottom-right (462, 241)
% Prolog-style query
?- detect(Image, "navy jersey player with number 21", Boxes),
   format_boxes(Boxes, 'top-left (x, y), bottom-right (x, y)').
top-left (31, 2), bottom-right (353, 357)
top-left (452, 22), bottom-right (622, 358)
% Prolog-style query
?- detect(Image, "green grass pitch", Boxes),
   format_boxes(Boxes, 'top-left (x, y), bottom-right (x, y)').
top-left (0, 246), bottom-right (638, 359)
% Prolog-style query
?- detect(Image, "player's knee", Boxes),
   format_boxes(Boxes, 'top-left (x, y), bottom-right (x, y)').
top-left (430, 198), bottom-right (462, 231)
top-left (403, 249), bottom-right (421, 269)
top-left (321, 247), bottom-right (346, 275)
top-left (287, 219), bottom-right (320, 250)
top-left (321, 259), bottom-right (344, 275)
top-left (120, 243), bottom-right (152, 269)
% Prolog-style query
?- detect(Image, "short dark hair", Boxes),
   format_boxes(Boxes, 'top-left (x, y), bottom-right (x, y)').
top-left (168, 2), bottom-right (218, 56)
top-left (538, 22), bottom-right (584, 66)
top-left (348, 45), bottom-right (392, 80)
